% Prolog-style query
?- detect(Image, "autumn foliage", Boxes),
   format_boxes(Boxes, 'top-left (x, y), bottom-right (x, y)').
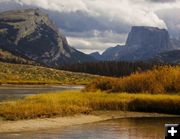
top-left (86, 66), bottom-right (180, 94)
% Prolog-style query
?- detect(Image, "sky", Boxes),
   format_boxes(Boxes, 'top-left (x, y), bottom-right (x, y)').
top-left (0, 0), bottom-right (180, 54)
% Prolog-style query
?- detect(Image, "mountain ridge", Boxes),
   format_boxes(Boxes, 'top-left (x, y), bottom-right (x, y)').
top-left (0, 9), bottom-right (94, 67)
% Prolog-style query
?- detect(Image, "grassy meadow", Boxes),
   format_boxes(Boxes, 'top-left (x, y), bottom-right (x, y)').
top-left (0, 91), bottom-right (180, 120)
top-left (0, 62), bottom-right (96, 85)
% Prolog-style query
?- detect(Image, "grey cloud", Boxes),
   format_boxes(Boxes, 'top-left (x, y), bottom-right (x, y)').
top-left (44, 9), bottom-right (130, 53)
top-left (156, 8), bottom-right (180, 39)
top-left (49, 10), bottom-right (130, 34)
top-left (67, 36), bottom-right (119, 53)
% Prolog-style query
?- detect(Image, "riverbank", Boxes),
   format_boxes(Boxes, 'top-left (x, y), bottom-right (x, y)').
top-left (1, 91), bottom-right (180, 120)
top-left (0, 111), bottom-right (178, 133)
top-left (0, 115), bottom-right (103, 133)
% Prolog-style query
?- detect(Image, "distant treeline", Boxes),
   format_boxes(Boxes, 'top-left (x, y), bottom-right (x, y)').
top-left (60, 61), bottom-right (163, 77)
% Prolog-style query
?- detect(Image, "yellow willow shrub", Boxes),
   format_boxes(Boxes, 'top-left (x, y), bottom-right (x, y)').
top-left (174, 77), bottom-right (180, 92)
top-left (153, 66), bottom-right (180, 92)
top-left (121, 71), bottom-right (165, 94)
top-left (86, 77), bottom-right (116, 91)
top-left (86, 66), bottom-right (180, 94)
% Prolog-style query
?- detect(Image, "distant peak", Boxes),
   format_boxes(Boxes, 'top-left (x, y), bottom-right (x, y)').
top-left (90, 52), bottom-right (101, 55)
top-left (89, 52), bottom-right (102, 60)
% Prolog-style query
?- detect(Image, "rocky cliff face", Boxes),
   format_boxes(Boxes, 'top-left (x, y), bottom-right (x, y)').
top-left (0, 9), bottom-right (94, 66)
top-left (126, 26), bottom-right (171, 50)
top-left (101, 26), bottom-right (175, 61)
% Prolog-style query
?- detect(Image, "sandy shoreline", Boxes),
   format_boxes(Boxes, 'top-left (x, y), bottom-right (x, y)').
top-left (0, 111), bottom-right (179, 133)
top-left (0, 115), bottom-right (104, 133)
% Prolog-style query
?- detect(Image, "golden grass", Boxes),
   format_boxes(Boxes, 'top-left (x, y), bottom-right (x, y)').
top-left (0, 91), bottom-right (180, 120)
top-left (0, 62), bottom-right (96, 85)
top-left (86, 66), bottom-right (180, 94)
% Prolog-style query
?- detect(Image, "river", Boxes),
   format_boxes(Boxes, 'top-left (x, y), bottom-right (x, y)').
top-left (0, 85), bottom-right (84, 102)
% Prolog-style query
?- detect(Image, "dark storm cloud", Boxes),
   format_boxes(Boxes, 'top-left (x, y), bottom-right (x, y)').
top-left (49, 10), bottom-right (130, 34)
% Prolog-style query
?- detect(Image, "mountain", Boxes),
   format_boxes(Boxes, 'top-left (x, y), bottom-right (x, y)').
top-left (101, 26), bottom-right (175, 61)
top-left (0, 9), bottom-right (94, 67)
top-left (101, 45), bottom-right (125, 60)
top-left (151, 50), bottom-right (180, 64)
top-left (126, 26), bottom-right (171, 49)
top-left (89, 52), bottom-right (101, 60)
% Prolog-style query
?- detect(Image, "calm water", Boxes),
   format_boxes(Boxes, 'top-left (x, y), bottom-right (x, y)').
top-left (0, 85), bottom-right (84, 102)
top-left (1, 117), bottom-right (180, 139)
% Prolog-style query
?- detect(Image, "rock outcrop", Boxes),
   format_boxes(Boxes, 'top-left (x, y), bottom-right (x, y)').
top-left (0, 9), bottom-right (94, 67)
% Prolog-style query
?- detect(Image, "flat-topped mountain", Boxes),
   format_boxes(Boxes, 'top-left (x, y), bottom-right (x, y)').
top-left (0, 9), bottom-right (94, 67)
top-left (126, 26), bottom-right (172, 50)
top-left (101, 26), bottom-right (176, 61)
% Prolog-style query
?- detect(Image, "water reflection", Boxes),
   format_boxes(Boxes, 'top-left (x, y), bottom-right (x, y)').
top-left (1, 117), bottom-right (180, 139)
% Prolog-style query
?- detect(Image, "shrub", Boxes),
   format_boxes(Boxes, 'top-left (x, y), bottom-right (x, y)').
top-left (86, 66), bottom-right (180, 94)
